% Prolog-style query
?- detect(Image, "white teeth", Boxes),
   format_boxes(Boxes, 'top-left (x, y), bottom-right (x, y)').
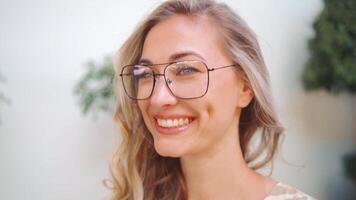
top-left (161, 120), bottom-right (167, 127)
top-left (167, 119), bottom-right (173, 127)
top-left (157, 117), bottom-right (191, 128)
top-left (179, 118), bottom-right (183, 125)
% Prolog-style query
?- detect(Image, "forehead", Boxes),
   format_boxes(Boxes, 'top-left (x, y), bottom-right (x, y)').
top-left (141, 14), bottom-right (225, 64)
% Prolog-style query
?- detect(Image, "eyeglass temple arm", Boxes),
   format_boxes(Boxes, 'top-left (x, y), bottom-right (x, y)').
top-left (208, 64), bottom-right (239, 72)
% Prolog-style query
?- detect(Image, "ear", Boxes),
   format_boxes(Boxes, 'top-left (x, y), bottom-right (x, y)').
top-left (237, 76), bottom-right (254, 108)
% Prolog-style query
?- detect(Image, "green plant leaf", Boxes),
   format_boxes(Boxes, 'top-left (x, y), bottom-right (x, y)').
top-left (74, 56), bottom-right (116, 115)
top-left (303, 0), bottom-right (356, 93)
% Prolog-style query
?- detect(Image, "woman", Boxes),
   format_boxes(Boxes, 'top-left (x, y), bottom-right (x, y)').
top-left (110, 0), bottom-right (315, 199)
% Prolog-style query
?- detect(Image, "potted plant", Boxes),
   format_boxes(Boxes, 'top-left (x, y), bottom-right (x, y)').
top-left (302, 0), bottom-right (356, 183)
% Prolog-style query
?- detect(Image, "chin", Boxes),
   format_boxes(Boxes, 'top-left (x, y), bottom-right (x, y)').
top-left (153, 139), bottom-right (188, 158)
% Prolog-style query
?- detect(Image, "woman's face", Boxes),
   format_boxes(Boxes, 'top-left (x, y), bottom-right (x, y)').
top-left (138, 15), bottom-right (253, 158)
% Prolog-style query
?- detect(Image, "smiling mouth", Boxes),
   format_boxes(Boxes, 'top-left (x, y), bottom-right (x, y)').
top-left (155, 117), bottom-right (194, 128)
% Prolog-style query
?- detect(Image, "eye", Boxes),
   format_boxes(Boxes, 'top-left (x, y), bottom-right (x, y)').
top-left (135, 72), bottom-right (153, 79)
top-left (133, 67), bottom-right (153, 79)
top-left (176, 66), bottom-right (199, 75)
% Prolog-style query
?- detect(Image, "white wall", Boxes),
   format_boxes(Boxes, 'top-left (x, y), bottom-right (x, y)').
top-left (0, 0), bottom-right (355, 199)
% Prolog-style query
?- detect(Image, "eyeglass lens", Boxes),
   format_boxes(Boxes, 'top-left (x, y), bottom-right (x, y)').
top-left (121, 60), bottom-right (209, 100)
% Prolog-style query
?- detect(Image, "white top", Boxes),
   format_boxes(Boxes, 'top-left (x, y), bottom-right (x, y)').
top-left (264, 182), bottom-right (316, 200)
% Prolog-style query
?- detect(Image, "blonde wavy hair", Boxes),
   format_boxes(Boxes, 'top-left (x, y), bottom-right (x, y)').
top-left (109, 0), bottom-right (284, 199)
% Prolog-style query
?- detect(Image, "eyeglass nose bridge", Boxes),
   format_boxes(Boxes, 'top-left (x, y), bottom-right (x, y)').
top-left (153, 73), bottom-right (173, 85)
top-left (150, 72), bottom-right (176, 99)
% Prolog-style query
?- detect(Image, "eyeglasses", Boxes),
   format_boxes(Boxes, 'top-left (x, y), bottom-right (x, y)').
top-left (119, 60), bottom-right (238, 100)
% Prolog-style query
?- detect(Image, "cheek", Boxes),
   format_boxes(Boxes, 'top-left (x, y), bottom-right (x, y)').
top-left (209, 78), bottom-right (240, 109)
top-left (204, 77), bottom-right (241, 125)
top-left (204, 98), bottom-right (236, 128)
top-left (138, 102), bottom-right (150, 124)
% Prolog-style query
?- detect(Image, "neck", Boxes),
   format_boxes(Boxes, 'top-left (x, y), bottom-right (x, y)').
top-left (180, 130), bottom-right (271, 200)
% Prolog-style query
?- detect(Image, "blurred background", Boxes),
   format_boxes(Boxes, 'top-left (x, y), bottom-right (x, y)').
top-left (0, 0), bottom-right (355, 199)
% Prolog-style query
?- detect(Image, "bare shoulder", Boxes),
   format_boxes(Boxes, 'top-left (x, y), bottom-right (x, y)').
top-left (264, 182), bottom-right (317, 200)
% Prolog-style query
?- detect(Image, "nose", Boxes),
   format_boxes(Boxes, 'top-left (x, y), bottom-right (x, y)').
top-left (150, 75), bottom-right (178, 107)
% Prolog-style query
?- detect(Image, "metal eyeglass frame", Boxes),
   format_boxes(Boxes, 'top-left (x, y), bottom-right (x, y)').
top-left (119, 60), bottom-right (239, 100)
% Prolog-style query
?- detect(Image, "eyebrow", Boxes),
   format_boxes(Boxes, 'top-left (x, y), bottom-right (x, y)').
top-left (138, 50), bottom-right (206, 65)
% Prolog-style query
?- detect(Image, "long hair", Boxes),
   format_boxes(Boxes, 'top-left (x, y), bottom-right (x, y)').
top-left (109, 0), bottom-right (283, 199)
